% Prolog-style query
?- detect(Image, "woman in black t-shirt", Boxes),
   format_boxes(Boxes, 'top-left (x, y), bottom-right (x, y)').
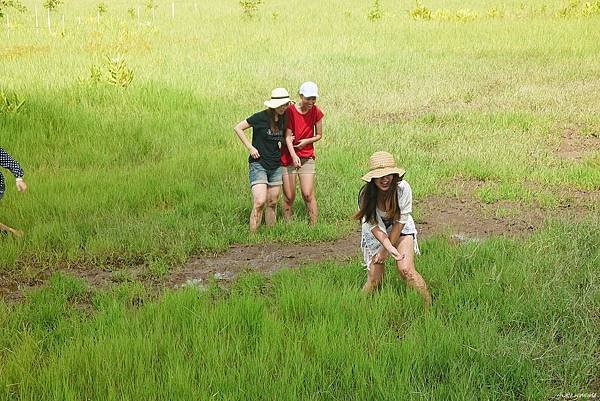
top-left (234, 88), bottom-right (290, 232)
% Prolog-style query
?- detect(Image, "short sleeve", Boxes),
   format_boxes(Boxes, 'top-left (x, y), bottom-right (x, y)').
top-left (314, 106), bottom-right (324, 123)
top-left (397, 181), bottom-right (412, 223)
top-left (286, 107), bottom-right (294, 130)
top-left (246, 111), bottom-right (263, 127)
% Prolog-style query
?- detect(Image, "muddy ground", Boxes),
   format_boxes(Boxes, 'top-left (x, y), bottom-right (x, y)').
top-left (1, 128), bottom-right (599, 300)
top-left (1, 172), bottom-right (597, 302)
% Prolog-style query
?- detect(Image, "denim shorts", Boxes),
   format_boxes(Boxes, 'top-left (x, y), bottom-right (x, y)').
top-left (249, 162), bottom-right (283, 187)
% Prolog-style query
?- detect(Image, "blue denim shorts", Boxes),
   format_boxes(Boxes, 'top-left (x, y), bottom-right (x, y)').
top-left (249, 162), bottom-right (283, 187)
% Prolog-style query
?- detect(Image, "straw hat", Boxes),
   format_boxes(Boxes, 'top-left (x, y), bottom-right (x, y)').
top-left (361, 151), bottom-right (406, 182)
top-left (264, 88), bottom-right (290, 108)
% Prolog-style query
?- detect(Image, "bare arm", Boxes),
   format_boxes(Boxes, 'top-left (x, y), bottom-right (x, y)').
top-left (294, 119), bottom-right (323, 149)
top-left (233, 120), bottom-right (260, 160)
top-left (373, 222), bottom-right (404, 263)
top-left (371, 226), bottom-right (404, 261)
top-left (389, 222), bottom-right (404, 247)
top-left (285, 127), bottom-right (301, 167)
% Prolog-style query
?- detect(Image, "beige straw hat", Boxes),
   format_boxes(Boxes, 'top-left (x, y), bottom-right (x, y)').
top-left (264, 88), bottom-right (290, 108)
top-left (361, 151), bottom-right (406, 182)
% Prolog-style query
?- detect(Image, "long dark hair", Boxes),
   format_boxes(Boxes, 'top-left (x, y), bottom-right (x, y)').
top-left (353, 174), bottom-right (402, 224)
top-left (266, 108), bottom-right (288, 134)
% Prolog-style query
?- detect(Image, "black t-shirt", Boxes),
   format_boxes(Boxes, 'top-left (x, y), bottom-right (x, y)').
top-left (246, 110), bottom-right (284, 170)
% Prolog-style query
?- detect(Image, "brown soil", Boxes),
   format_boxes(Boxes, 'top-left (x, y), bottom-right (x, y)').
top-left (1, 179), bottom-right (598, 300)
top-left (557, 126), bottom-right (600, 160)
top-left (166, 231), bottom-right (362, 290)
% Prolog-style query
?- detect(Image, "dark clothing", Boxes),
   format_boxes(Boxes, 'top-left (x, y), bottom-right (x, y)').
top-left (0, 148), bottom-right (24, 200)
top-left (246, 110), bottom-right (284, 170)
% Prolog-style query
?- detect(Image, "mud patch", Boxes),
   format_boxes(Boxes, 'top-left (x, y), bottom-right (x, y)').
top-left (2, 179), bottom-right (598, 300)
top-left (418, 178), bottom-right (598, 241)
top-left (166, 179), bottom-right (598, 289)
top-left (166, 232), bottom-right (361, 290)
top-left (557, 126), bottom-right (600, 160)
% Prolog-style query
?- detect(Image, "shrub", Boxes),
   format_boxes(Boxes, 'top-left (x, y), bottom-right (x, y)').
top-left (367, 0), bottom-right (383, 21)
top-left (105, 56), bottom-right (134, 88)
top-left (410, 1), bottom-right (432, 20)
top-left (0, 0), bottom-right (26, 18)
top-left (239, 0), bottom-right (263, 18)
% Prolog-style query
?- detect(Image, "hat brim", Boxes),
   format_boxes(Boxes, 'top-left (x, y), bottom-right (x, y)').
top-left (264, 98), bottom-right (290, 108)
top-left (361, 167), bottom-right (406, 182)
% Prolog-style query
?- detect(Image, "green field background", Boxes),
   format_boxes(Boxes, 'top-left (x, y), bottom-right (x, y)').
top-left (0, 0), bottom-right (599, 399)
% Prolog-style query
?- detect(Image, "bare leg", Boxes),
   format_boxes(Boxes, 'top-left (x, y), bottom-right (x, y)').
top-left (264, 185), bottom-right (281, 226)
top-left (250, 184), bottom-right (267, 232)
top-left (362, 261), bottom-right (385, 293)
top-left (395, 235), bottom-right (432, 309)
top-left (282, 172), bottom-right (296, 222)
top-left (0, 222), bottom-right (23, 237)
top-left (298, 173), bottom-right (317, 225)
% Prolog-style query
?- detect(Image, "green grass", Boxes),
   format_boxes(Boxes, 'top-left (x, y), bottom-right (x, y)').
top-left (0, 0), bottom-right (599, 399)
top-left (0, 221), bottom-right (597, 400)
top-left (1, 1), bottom-right (599, 271)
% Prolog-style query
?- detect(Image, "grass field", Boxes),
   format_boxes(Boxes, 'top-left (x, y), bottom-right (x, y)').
top-left (1, 0), bottom-right (599, 399)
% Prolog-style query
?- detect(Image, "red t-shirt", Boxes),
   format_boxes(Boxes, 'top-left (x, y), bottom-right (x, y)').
top-left (280, 105), bottom-right (324, 166)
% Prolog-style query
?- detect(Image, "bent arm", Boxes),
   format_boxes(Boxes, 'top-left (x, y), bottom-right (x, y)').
top-left (233, 120), bottom-right (259, 159)
top-left (0, 148), bottom-right (24, 178)
top-left (285, 128), bottom-right (301, 167)
top-left (296, 119), bottom-right (323, 148)
top-left (371, 226), bottom-right (399, 256)
top-left (312, 119), bottom-right (323, 143)
top-left (388, 222), bottom-right (405, 247)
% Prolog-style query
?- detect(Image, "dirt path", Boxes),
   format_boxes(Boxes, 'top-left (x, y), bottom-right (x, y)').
top-left (166, 230), bottom-right (362, 290)
top-left (167, 179), bottom-right (598, 289)
top-left (1, 178), bottom-right (598, 300)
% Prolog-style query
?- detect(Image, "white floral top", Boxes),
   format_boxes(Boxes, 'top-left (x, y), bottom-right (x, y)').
top-left (360, 180), bottom-right (419, 268)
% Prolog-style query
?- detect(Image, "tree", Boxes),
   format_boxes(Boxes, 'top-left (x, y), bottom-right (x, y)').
top-left (42, 0), bottom-right (63, 32)
top-left (0, 0), bottom-right (26, 18)
top-left (43, 0), bottom-right (63, 11)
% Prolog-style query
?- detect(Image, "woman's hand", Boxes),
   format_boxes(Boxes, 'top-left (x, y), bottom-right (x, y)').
top-left (372, 249), bottom-right (388, 264)
top-left (15, 179), bottom-right (27, 192)
top-left (292, 155), bottom-right (301, 168)
top-left (294, 138), bottom-right (310, 150)
top-left (249, 146), bottom-right (260, 159)
top-left (389, 248), bottom-right (406, 261)
top-left (373, 229), bottom-right (406, 263)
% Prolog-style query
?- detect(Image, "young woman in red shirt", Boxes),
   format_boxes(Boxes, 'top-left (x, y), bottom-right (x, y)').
top-left (280, 81), bottom-right (324, 225)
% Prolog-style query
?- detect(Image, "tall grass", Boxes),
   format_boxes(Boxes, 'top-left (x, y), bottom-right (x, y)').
top-left (1, 0), bottom-right (599, 270)
top-left (0, 1), bottom-right (598, 399)
top-left (0, 221), bottom-right (598, 400)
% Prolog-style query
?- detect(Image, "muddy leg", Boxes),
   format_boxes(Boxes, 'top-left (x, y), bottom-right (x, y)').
top-left (0, 222), bottom-right (23, 237)
top-left (395, 235), bottom-right (432, 310)
top-left (362, 261), bottom-right (385, 293)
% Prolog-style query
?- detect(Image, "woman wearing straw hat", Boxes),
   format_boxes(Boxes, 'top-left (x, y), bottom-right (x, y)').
top-left (234, 88), bottom-right (290, 232)
top-left (280, 81), bottom-right (324, 225)
top-left (0, 147), bottom-right (28, 236)
top-left (354, 151), bottom-right (432, 308)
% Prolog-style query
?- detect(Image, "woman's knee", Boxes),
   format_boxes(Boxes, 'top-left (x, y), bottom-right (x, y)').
top-left (301, 191), bottom-right (314, 203)
top-left (397, 262), bottom-right (416, 281)
top-left (368, 265), bottom-right (384, 285)
top-left (253, 198), bottom-right (267, 209)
